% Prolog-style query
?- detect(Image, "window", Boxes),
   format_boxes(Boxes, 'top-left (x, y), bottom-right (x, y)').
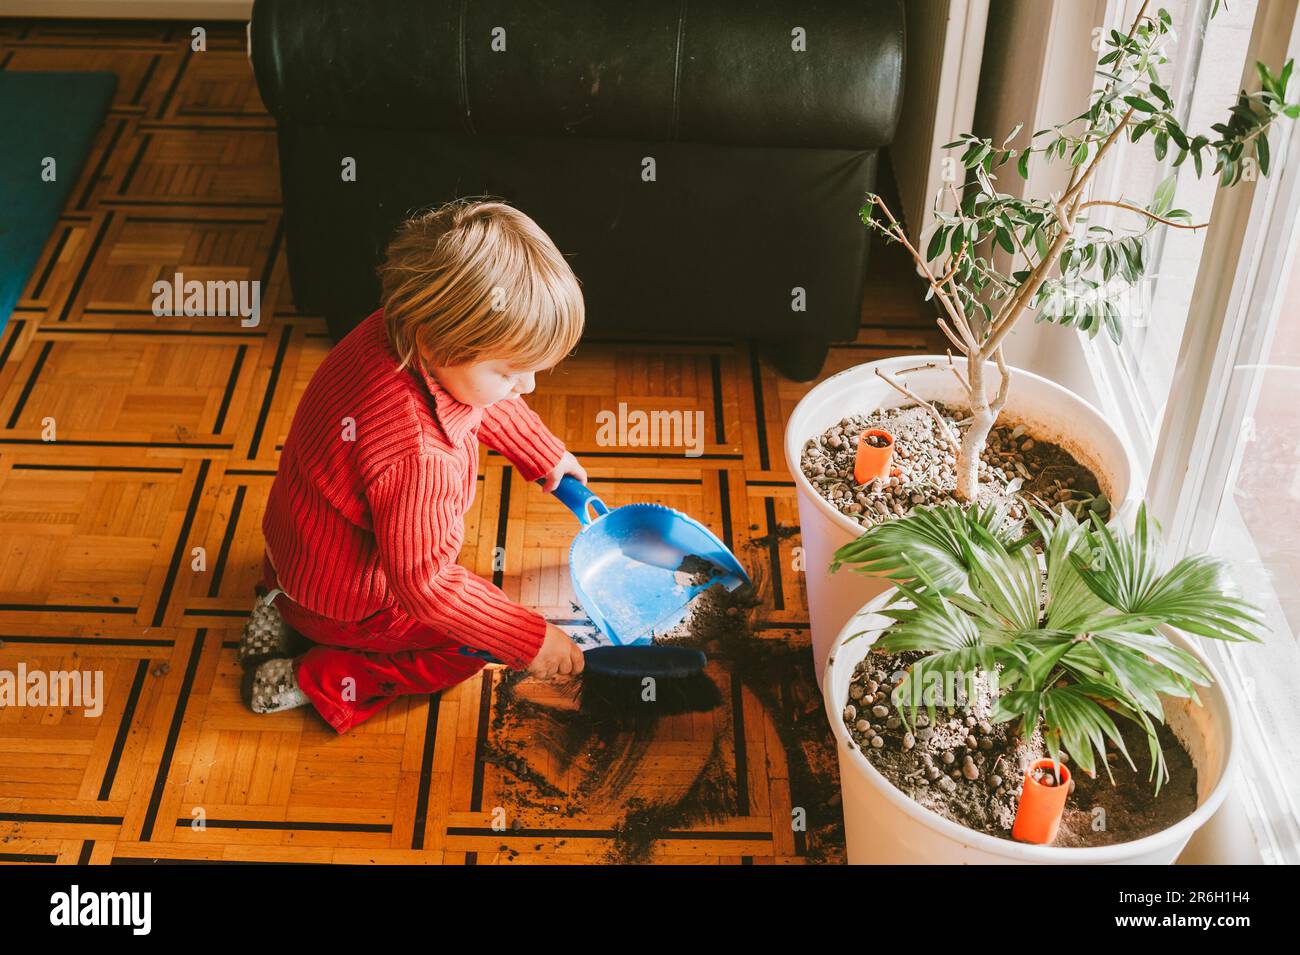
top-left (1085, 0), bottom-right (1260, 459)
top-left (1096, 0), bottom-right (1300, 862)
top-left (1187, 200), bottom-right (1300, 864)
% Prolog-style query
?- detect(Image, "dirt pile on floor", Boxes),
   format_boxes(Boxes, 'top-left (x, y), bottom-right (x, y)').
top-left (485, 539), bottom-right (845, 863)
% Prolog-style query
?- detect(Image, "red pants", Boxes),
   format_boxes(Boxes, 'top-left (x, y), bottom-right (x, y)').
top-left (258, 554), bottom-right (485, 733)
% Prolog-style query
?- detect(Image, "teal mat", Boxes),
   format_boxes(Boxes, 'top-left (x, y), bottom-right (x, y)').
top-left (0, 71), bottom-right (118, 340)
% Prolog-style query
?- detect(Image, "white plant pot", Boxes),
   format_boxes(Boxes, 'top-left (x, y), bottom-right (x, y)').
top-left (823, 591), bottom-right (1239, 864)
top-left (784, 355), bottom-right (1141, 686)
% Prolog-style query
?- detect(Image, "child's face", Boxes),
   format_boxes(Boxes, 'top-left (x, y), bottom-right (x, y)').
top-left (428, 357), bottom-right (542, 408)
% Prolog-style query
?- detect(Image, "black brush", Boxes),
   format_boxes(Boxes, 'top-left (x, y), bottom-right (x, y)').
top-left (575, 645), bottom-right (721, 719)
top-left (461, 644), bottom-right (721, 719)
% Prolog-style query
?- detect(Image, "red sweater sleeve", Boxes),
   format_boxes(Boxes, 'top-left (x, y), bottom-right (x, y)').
top-left (364, 451), bottom-right (546, 669)
top-left (478, 396), bottom-right (567, 483)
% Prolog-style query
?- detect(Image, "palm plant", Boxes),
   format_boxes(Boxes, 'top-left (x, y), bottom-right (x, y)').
top-left (860, 0), bottom-right (1298, 501)
top-left (831, 502), bottom-right (1263, 791)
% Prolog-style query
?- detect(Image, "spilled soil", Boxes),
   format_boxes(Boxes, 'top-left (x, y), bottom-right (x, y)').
top-left (839, 647), bottom-right (1199, 846)
top-left (481, 538), bottom-right (844, 864)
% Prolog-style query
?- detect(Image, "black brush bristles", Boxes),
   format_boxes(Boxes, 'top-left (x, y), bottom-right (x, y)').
top-left (573, 645), bottom-right (722, 720)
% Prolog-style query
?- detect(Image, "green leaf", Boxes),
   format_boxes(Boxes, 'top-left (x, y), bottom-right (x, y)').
top-left (995, 226), bottom-right (1016, 255)
top-left (1124, 96), bottom-right (1157, 113)
top-left (1167, 122), bottom-right (1190, 151)
top-left (1033, 228), bottom-right (1049, 259)
top-left (990, 689), bottom-right (1040, 727)
top-left (965, 538), bottom-right (1044, 633)
top-left (950, 225), bottom-right (965, 256)
top-left (1104, 299), bottom-right (1123, 343)
top-left (1041, 685), bottom-right (1132, 778)
top-left (837, 501), bottom-right (1265, 795)
top-left (1257, 61), bottom-right (1279, 98)
top-left (1092, 630), bottom-right (1213, 686)
top-left (1073, 504), bottom-right (1264, 642)
top-left (875, 595), bottom-right (984, 656)
top-left (830, 502), bottom-right (1021, 591)
top-left (1151, 173), bottom-right (1177, 215)
top-left (926, 225), bottom-right (948, 262)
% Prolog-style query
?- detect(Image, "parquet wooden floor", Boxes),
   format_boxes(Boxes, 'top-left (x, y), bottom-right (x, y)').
top-left (0, 19), bottom-right (942, 865)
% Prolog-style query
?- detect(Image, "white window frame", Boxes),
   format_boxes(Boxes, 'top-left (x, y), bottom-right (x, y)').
top-left (1081, 0), bottom-right (1300, 863)
top-left (1079, 0), bottom-right (1217, 476)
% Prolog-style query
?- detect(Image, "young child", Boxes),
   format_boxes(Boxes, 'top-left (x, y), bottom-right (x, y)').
top-left (240, 200), bottom-right (587, 733)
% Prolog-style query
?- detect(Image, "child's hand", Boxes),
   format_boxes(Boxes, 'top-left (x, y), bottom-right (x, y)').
top-left (527, 623), bottom-right (586, 679)
top-left (539, 452), bottom-right (587, 493)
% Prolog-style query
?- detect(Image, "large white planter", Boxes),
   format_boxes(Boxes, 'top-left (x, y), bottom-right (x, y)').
top-left (785, 355), bottom-right (1141, 686)
top-left (823, 592), bottom-right (1239, 864)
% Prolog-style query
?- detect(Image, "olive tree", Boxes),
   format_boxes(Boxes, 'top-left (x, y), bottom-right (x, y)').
top-left (861, 0), bottom-right (1298, 502)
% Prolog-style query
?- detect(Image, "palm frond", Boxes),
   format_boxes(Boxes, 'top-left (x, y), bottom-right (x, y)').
top-left (963, 531), bottom-right (1044, 632)
top-left (1074, 503), bottom-right (1264, 642)
top-left (840, 499), bottom-right (1263, 795)
top-left (1029, 506), bottom-right (1109, 630)
top-left (1072, 502), bottom-right (1160, 610)
top-left (874, 590), bottom-right (983, 655)
top-left (829, 500), bottom-right (1021, 593)
top-left (1089, 629), bottom-right (1213, 685)
top-left (894, 646), bottom-right (997, 729)
top-left (1041, 684), bottom-right (1132, 780)
top-left (990, 688), bottom-right (1041, 735)
top-left (1137, 554), bottom-right (1264, 642)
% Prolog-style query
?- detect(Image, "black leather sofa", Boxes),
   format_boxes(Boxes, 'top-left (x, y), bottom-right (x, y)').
top-left (250, 0), bottom-right (905, 380)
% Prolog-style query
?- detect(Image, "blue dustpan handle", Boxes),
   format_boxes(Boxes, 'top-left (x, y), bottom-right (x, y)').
top-left (538, 474), bottom-right (609, 527)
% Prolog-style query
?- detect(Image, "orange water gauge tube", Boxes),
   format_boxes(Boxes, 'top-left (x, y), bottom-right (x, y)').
top-left (853, 428), bottom-right (896, 485)
top-left (1012, 758), bottom-right (1072, 845)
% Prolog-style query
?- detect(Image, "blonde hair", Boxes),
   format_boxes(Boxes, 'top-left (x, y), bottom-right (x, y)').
top-left (378, 199), bottom-right (585, 374)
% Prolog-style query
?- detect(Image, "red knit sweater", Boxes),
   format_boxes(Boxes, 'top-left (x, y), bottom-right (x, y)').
top-left (262, 308), bottom-right (568, 669)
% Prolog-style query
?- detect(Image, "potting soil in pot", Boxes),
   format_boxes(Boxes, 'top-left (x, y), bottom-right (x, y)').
top-left (801, 403), bottom-right (1106, 525)
top-left (839, 648), bottom-right (1199, 847)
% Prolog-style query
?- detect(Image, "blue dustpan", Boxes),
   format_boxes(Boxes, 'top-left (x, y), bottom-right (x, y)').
top-left (547, 475), bottom-right (751, 646)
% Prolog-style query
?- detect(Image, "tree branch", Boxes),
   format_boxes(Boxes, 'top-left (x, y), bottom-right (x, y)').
top-left (936, 317), bottom-right (970, 355)
top-left (874, 366), bottom-right (961, 454)
top-left (991, 347), bottom-right (1011, 413)
top-left (872, 196), bottom-right (979, 348)
top-left (946, 350), bottom-right (973, 398)
top-left (1078, 199), bottom-right (1208, 229)
top-left (1061, 105), bottom-right (1136, 211)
